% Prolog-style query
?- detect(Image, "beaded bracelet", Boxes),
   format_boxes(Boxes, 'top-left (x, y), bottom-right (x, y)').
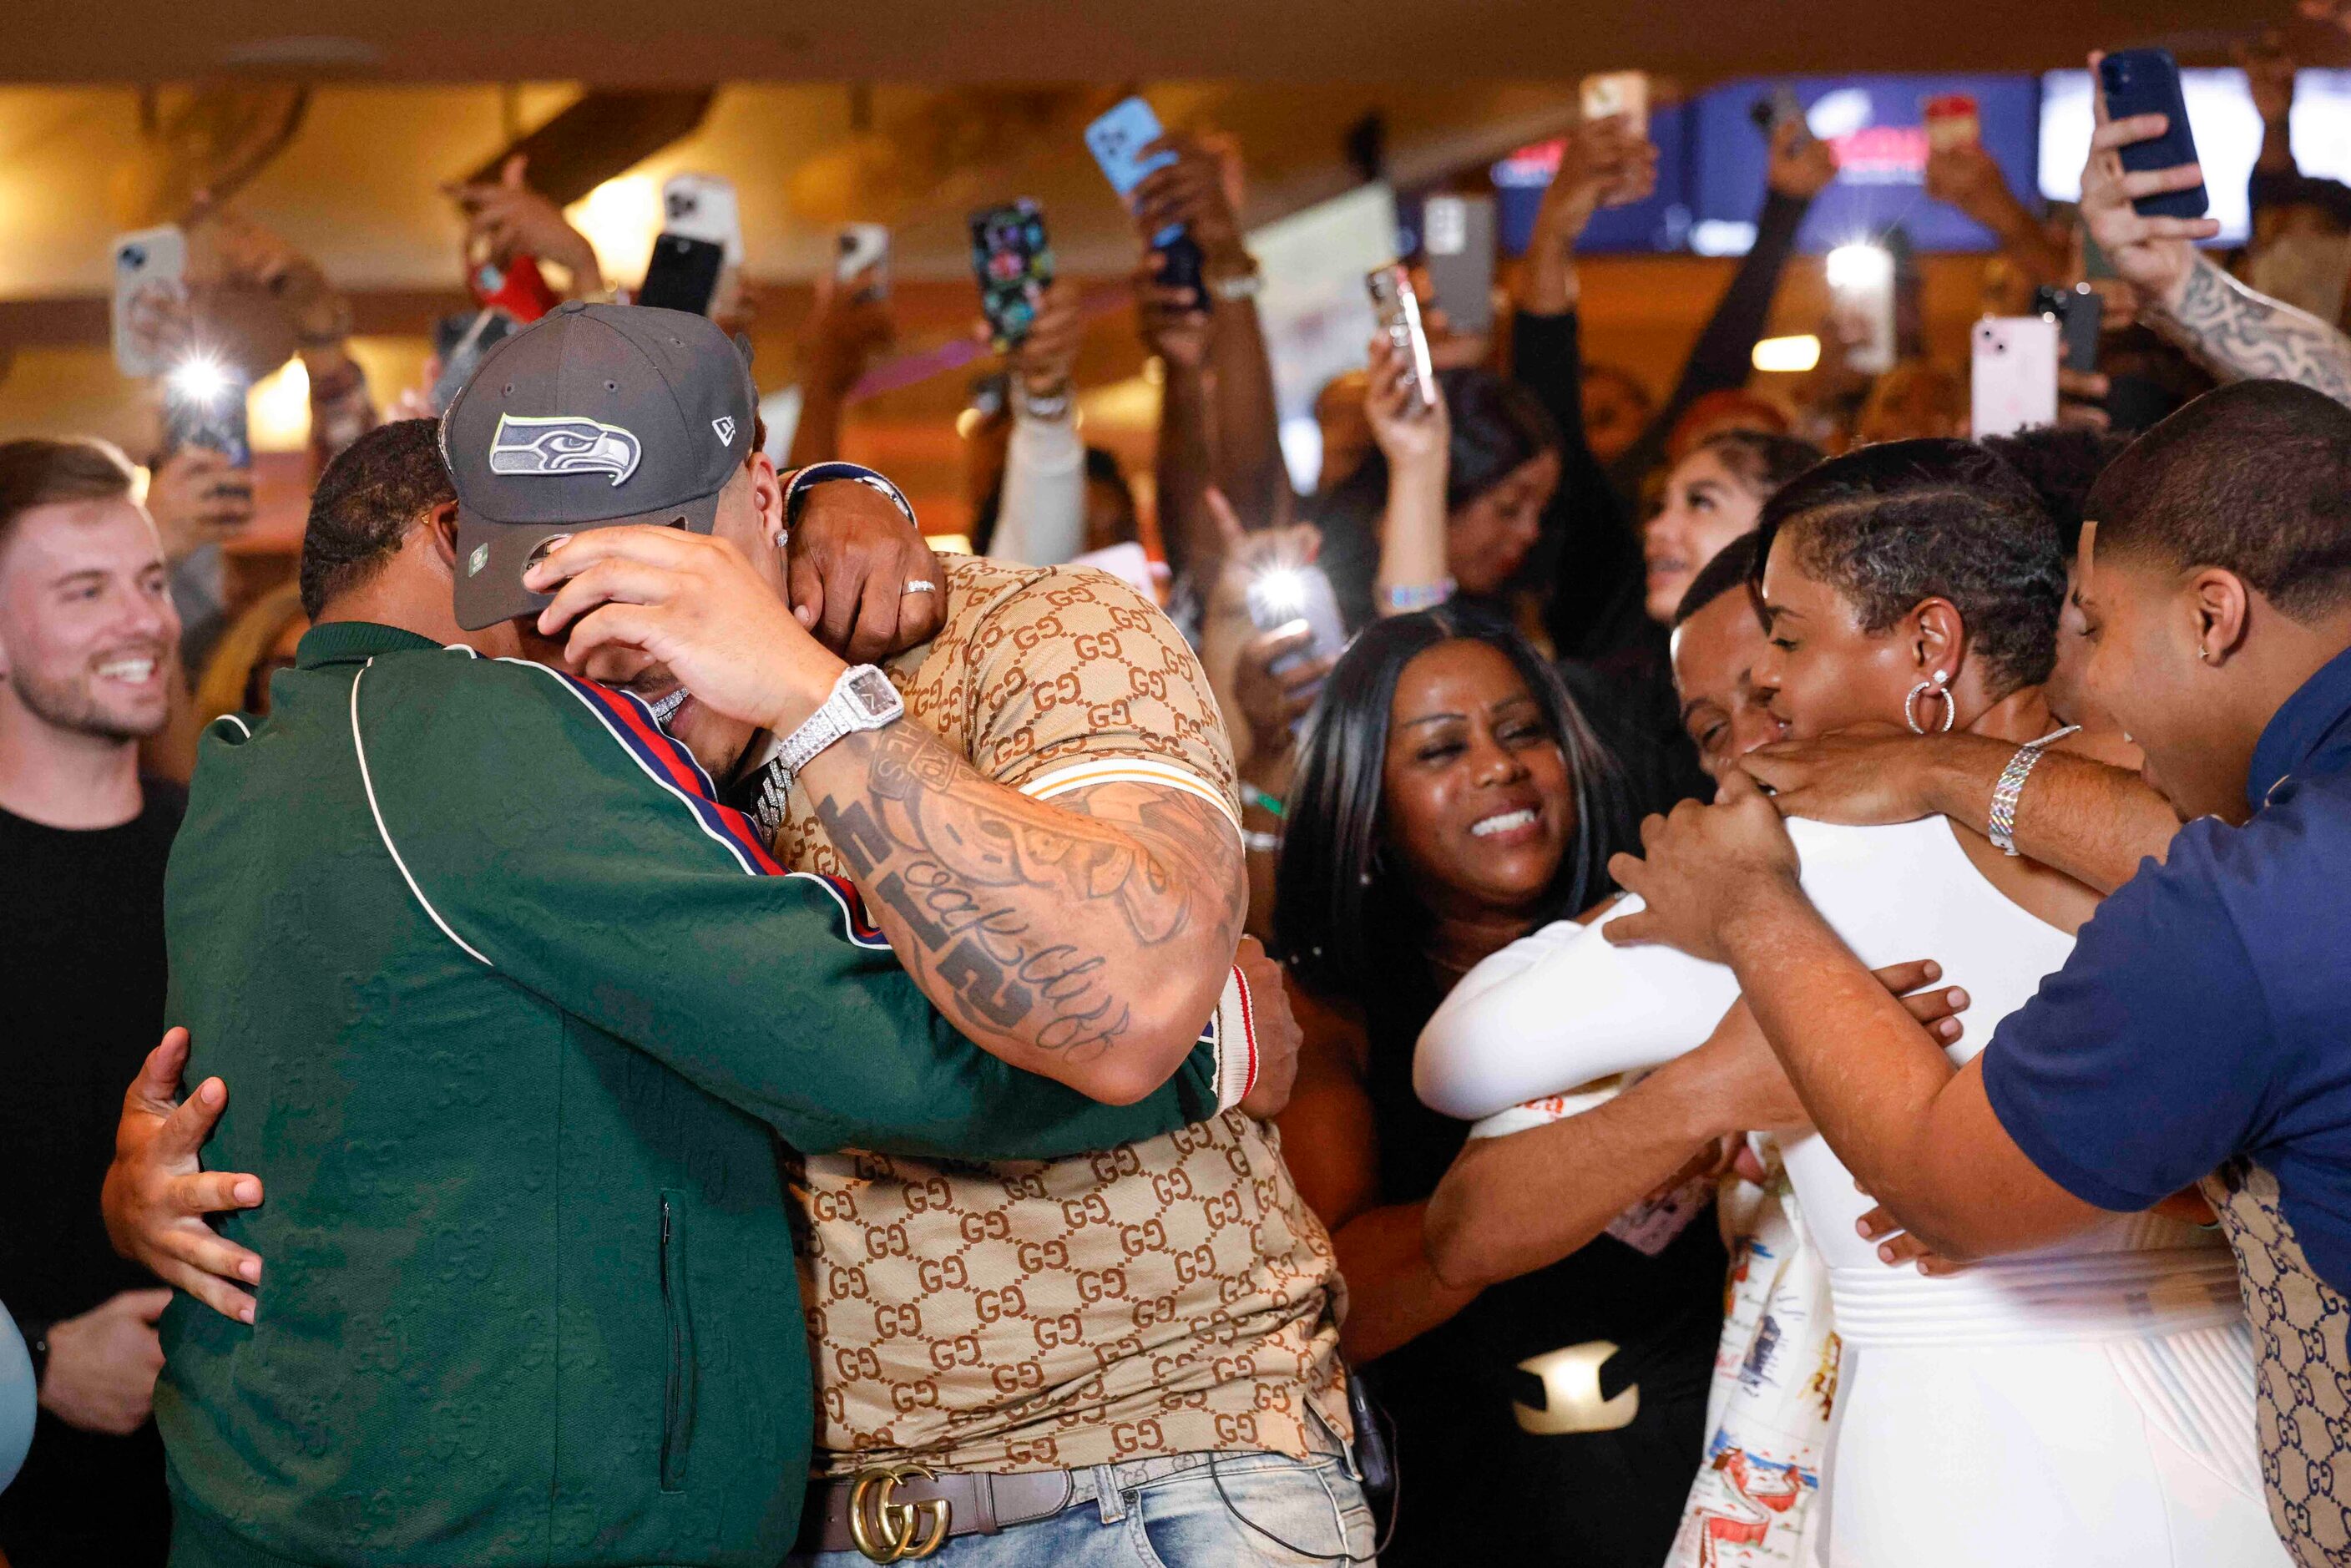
top-left (1379, 578), bottom-right (1456, 614)
top-left (1241, 782), bottom-right (1287, 820)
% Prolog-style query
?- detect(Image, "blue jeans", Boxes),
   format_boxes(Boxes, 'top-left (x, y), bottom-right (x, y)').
top-left (793, 1449), bottom-right (1378, 1566)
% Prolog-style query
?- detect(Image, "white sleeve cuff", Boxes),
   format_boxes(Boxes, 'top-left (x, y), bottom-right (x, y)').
top-left (1466, 1077), bottom-right (1625, 1141)
top-left (1211, 963), bottom-right (1260, 1113)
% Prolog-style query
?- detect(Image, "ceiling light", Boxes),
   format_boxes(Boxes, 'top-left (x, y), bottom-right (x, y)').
top-left (1752, 335), bottom-right (1822, 373)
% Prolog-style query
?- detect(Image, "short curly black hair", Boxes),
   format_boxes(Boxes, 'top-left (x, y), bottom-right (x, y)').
top-left (1979, 425), bottom-right (2130, 556)
top-left (2086, 380), bottom-right (2351, 621)
top-left (1750, 438), bottom-right (2066, 692)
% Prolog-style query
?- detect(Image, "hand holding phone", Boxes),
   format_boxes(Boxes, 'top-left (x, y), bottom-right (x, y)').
top-left (1580, 73), bottom-right (1649, 136)
top-left (1245, 561), bottom-right (1349, 727)
top-left (2078, 50), bottom-right (2223, 306)
top-left (836, 224), bottom-right (890, 302)
top-left (1366, 265), bottom-right (1438, 413)
top-left (1086, 97), bottom-right (1209, 306)
top-left (1921, 94), bottom-right (1981, 154)
top-left (970, 200), bottom-right (1054, 350)
top-left (2096, 48), bottom-right (2207, 219)
top-left (163, 359), bottom-right (252, 469)
top-left (1579, 73), bottom-right (1657, 207)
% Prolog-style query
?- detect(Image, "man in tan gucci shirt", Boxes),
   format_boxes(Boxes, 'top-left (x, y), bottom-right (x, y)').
top-left (763, 554), bottom-right (1366, 1566)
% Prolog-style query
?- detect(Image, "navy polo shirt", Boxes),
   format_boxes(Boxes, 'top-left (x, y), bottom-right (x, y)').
top-left (1982, 642), bottom-right (2351, 1292)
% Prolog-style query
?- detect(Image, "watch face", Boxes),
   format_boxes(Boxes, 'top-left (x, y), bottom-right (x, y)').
top-left (843, 667), bottom-right (901, 721)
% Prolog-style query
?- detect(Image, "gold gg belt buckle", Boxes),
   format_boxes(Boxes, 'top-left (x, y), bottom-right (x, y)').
top-left (848, 1462), bottom-right (951, 1562)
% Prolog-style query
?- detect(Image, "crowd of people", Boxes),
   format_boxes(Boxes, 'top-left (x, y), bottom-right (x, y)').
top-left (10, 25), bottom-right (2351, 1568)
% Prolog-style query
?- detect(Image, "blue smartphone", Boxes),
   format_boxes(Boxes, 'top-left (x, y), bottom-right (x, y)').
top-left (2097, 48), bottom-right (2208, 220)
top-left (1084, 97), bottom-right (1206, 302)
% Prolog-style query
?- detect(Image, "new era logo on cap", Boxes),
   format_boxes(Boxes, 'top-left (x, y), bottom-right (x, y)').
top-left (488, 413), bottom-right (642, 488)
top-left (712, 416), bottom-right (736, 444)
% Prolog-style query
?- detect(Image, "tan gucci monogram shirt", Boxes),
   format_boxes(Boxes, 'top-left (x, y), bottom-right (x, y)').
top-left (766, 554), bottom-right (1349, 1476)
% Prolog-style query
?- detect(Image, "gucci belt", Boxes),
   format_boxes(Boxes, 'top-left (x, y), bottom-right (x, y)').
top-left (805, 1464), bottom-right (1079, 1560)
top-left (847, 1464), bottom-right (950, 1562)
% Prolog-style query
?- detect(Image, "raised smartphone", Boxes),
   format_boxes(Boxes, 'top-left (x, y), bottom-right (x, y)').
top-left (637, 233), bottom-right (726, 316)
top-left (1366, 264), bottom-right (1438, 412)
top-left (1580, 72), bottom-right (1650, 134)
top-left (836, 222), bottom-right (890, 301)
top-left (111, 226), bottom-right (186, 377)
top-left (1422, 195), bottom-right (1496, 337)
top-left (2097, 48), bottom-right (2208, 220)
top-left (970, 200), bottom-right (1054, 350)
top-left (2031, 282), bottom-right (2105, 376)
top-left (1922, 93), bottom-right (1981, 153)
top-left (662, 173), bottom-right (743, 266)
top-left (1245, 561), bottom-right (1349, 721)
top-left (1971, 315), bottom-right (2061, 438)
top-left (1084, 96), bottom-right (1207, 303)
top-left (164, 367), bottom-right (251, 468)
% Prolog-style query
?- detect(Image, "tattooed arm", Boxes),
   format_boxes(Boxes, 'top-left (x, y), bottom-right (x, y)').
top-left (795, 724), bottom-right (1246, 1104)
top-left (2079, 51), bottom-right (2351, 409)
top-left (2150, 255), bottom-right (2351, 406)
top-left (529, 516), bottom-right (1247, 1105)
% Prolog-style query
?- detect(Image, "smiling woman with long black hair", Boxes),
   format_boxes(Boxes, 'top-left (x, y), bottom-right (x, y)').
top-left (1267, 605), bottom-right (1733, 1565)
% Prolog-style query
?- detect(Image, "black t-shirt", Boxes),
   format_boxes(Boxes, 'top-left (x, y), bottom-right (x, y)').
top-left (0, 782), bottom-right (182, 1565)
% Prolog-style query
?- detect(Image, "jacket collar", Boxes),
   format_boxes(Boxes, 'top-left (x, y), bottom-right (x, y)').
top-left (296, 621), bottom-right (450, 670)
top-left (2249, 641), bottom-right (2351, 813)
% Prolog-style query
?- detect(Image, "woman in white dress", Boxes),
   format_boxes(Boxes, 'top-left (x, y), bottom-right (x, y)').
top-left (1418, 440), bottom-right (2284, 1567)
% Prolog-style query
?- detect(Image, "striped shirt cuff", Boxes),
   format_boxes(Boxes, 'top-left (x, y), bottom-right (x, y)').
top-left (1212, 963), bottom-right (1261, 1113)
top-left (1017, 757), bottom-right (1241, 836)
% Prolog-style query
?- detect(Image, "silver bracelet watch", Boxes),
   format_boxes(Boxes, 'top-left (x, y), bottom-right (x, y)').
top-left (769, 665), bottom-right (904, 781)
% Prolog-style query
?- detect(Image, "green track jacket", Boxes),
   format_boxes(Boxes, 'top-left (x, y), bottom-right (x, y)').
top-left (156, 621), bottom-right (1231, 1567)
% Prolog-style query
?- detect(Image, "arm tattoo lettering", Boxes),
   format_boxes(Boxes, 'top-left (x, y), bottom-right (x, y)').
top-left (812, 724), bottom-right (1243, 1060)
top-left (2155, 255), bottom-right (2351, 408)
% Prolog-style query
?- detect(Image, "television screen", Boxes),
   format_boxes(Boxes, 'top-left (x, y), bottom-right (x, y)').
top-left (1688, 74), bottom-right (2043, 255)
top-left (2039, 68), bottom-right (2351, 247)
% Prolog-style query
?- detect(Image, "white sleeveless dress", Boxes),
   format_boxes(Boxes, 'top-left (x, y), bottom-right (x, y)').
top-left (1415, 816), bottom-right (2285, 1567)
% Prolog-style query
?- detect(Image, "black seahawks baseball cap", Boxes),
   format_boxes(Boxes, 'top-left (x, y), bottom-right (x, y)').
top-left (442, 301), bottom-right (756, 630)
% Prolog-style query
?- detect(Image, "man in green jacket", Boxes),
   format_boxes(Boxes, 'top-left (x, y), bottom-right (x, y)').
top-left (150, 314), bottom-right (1250, 1568)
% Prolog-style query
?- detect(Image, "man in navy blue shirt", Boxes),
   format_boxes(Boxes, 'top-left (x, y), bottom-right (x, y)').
top-left (1604, 379), bottom-right (2351, 1565)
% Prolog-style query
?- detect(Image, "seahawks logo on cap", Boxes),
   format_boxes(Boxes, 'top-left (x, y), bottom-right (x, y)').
top-left (487, 413), bottom-right (641, 488)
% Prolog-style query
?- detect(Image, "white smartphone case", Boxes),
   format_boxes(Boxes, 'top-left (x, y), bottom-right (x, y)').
top-left (661, 175), bottom-right (742, 266)
top-left (111, 225), bottom-right (187, 378)
top-left (1971, 315), bottom-right (2061, 438)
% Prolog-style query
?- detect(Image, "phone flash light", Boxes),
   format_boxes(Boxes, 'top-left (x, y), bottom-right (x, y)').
top-left (1251, 566), bottom-right (1309, 620)
top-left (1752, 334), bottom-right (1823, 374)
top-left (169, 356), bottom-right (232, 407)
top-left (1824, 243), bottom-right (1893, 294)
